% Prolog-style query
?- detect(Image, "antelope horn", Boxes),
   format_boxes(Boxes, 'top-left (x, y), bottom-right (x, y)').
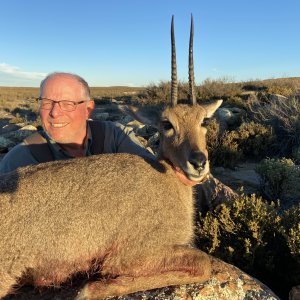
top-left (171, 15), bottom-right (178, 106)
top-left (188, 14), bottom-right (196, 105)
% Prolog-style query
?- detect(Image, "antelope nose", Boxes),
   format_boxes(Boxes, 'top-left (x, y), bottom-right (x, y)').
top-left (189, 151), bottom-right (207, 170)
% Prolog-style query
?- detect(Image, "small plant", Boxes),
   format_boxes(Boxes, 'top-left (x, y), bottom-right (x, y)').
top-left (256, 158), bottom-right (299, 203)
top-left (225, 95), bottom-right (248, 110)
top-left (195, 193), bottom-right (300, 299)
top-left (206, 120), bottom-right (275, 168)
top-left (237, 122), bottom-right (275, 158)
top-left (9, 113), bottom-right (26, 124)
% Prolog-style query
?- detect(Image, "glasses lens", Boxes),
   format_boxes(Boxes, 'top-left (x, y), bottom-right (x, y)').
top-left (39, 99), bottom-right (53, 110)
top-left (60, 101), bottom-right (76, 112)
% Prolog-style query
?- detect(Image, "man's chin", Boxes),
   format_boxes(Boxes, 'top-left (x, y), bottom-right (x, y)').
top-left (45, 131), bottom-right (70, 144)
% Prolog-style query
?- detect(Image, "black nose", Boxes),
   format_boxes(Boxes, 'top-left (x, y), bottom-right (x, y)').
top-left (189, 151), bottom-right (207, 170)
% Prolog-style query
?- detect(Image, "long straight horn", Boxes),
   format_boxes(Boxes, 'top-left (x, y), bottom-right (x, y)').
top-left (188, 14), bottom-right (196, 105)
top-left (171, 15), bottom-right (178, 106)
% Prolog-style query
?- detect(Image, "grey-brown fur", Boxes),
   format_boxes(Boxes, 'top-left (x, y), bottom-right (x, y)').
top-left (0, 100), bottom-right (222, 299)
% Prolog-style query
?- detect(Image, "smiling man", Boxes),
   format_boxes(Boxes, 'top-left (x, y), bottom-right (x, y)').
top-left (0, 72), bottom-right (154, 174)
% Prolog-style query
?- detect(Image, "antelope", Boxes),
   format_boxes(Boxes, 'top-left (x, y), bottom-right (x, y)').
top-left (0, 15), bottom-right (222, 299)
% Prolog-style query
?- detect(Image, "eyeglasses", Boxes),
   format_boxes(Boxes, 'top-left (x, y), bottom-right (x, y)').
top-left (37, 97), bottom-right (89, 112)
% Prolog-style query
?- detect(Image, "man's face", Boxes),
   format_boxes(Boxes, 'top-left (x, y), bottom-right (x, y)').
top-left (39, 74), bottom-right (94, 145)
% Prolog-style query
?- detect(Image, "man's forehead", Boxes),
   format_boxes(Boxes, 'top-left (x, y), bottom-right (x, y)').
top-left (42, 75), bottom-right (85, 95)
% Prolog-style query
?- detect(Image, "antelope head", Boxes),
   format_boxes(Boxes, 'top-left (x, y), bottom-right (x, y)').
top-left (124, 15), bottom-right (222, 185)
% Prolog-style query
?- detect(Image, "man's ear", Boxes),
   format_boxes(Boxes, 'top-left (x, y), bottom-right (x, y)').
top-left (86, 100), bottom-right (95, 118)
top-left (119, 105), bottom-right (161, 128)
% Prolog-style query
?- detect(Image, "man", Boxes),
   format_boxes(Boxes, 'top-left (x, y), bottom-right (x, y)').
top-left (0, 72), bottom-right (154, 174)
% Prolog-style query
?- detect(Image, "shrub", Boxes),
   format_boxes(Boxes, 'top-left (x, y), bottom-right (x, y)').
top-left (9, 113), bottom-right (25, 124)
top-left (199, 77), bottom-right (243, 100)
top-left (248, 95), bottom-right (300, 157)
top-left (237, 122), bottom-right (275, 158)
top-left (140, 81), bottom-right (195, 105)
top-left (206, 120), bottom-right (275, 168)
top-left (195, 194), bottom-right (300, 299)
top-left (225, 95), bottom-right (248, 110)
top-left (256, 158), bottom-right (299, 204)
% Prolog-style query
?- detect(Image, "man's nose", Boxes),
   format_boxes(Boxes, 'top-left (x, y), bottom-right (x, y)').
top-left (50, 102), bottom-right (63, 117)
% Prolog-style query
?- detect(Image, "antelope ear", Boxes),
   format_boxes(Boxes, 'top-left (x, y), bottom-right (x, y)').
top-left (119, 105), bottom-right (161, 128)
top-left (203, 99), bottom-right (223, 118)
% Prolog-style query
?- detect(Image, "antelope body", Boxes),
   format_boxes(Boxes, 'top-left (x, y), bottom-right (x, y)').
top-left (0, 16), bottom-right (222, 299)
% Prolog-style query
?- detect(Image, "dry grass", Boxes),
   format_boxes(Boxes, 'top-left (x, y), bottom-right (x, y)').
top-left (1, 77), bottom-right (300, 120)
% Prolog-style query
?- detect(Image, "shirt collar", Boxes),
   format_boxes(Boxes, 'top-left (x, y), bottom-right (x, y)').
top-left (41, 121), bottom-right (93, 158)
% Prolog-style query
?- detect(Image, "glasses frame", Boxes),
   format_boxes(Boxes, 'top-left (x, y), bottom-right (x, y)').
top-left (37, 97), bottom-right (89, 112)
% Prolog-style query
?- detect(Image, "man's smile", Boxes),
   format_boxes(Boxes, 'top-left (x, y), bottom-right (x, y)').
top-left (49, 122), bottom-right (69, 128)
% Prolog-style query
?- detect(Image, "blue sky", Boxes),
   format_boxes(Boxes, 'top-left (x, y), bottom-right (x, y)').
top-left (1, 0), bottom-right (299, 87)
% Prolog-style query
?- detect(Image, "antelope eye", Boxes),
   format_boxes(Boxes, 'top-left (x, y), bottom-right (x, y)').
top-left (161, 120), bottom-right (174, 131)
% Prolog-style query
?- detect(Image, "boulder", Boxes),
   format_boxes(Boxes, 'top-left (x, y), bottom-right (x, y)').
top-left (215, 107), bottom-right (245, 130)
top-left (1, 125), bottom-right (37, 148)
top-left (212, 163), bottom-right (261, 195)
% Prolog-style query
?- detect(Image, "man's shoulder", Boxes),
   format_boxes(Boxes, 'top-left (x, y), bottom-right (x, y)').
top-left (0, 143), bottom-right (39, 174)
top-left (89, 120), bottom-right (128, 136)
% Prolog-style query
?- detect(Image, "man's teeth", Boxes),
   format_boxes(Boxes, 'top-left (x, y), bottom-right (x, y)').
top-left (50, 123), bottom-right (68, 128)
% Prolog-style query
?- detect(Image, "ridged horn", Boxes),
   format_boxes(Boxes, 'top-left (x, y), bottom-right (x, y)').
top-left (188, 14), bottom-right (196, 105)
top-left (171, 15), bottom-right (178, 106)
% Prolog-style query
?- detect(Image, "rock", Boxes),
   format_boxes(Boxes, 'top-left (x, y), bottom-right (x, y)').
top-left (0, 123), bottom-right (22, 134)
top-left (194, 174), bottom-right (238, 211)
top-left (20, 125), bottom-right (38, 131)
top-left (0, 136), bottom-right (13, 152)
top-left (3, 125), bottom-right (37, 146)
top-left (212, 163), bottom-right (261, 195)
top-left (215, 107), bottom-right (244, 129)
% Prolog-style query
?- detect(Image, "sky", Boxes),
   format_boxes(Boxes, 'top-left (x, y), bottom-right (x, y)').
top-left (0, 0), bottom-right (299, 87)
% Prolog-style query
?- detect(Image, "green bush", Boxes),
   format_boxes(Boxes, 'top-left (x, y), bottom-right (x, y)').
top-left (237, 122), bottom-right (275, 158)
top-left (206, 120), bottom-right (275, 168)
top-left (195, 194), bottom-right (300, 299)
top-left (256, 158), bottom-right (299, 203)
